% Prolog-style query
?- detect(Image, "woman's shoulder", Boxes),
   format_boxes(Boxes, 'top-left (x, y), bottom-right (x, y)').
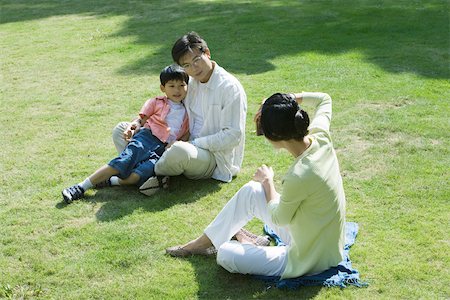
top-left (284, 159), bottom-right (315, 183)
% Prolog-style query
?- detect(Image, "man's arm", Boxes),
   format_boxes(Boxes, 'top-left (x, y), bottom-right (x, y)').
top-left (192, 86), bottom-right (247, 151)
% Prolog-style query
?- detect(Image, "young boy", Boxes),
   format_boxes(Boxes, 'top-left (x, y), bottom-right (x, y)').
top-left (62, 64), bottom-right (189, 203)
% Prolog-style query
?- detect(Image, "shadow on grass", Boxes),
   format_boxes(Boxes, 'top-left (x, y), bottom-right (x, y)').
top-left (185, 256), bottom-right (321, 299)
top-left (95, 176), bottom-right (220, 222)
top-left (2, 0), bottom-right (448, 79)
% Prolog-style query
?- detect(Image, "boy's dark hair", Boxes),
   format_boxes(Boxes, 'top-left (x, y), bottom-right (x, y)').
top-left (160, 64), bottom-right (189, 86)
top-left (172, 31), bottom-right (208, 65)
top-left (258, 93), bottom-right (310, 141)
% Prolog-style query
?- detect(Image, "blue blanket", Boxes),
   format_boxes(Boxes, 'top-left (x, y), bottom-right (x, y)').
top-left (256, 222), bottom-right (368, 289)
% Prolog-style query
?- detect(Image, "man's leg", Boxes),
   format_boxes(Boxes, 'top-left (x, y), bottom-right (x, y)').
top-left (112, 121), bottom-right (130, 154)
top-left (154, 141), bottom-right (216, 179)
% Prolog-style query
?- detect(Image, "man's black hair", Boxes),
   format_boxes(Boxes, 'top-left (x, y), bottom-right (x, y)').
top-left (172, 31), bottom-right (208, 65)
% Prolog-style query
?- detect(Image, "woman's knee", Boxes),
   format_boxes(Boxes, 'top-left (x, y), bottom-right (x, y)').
top-left (242, 180), bottom-right (263, 193)
top-left (216, 241), bottom-right (243, 273)
top-left (236, 181), bottom-right (264, 203)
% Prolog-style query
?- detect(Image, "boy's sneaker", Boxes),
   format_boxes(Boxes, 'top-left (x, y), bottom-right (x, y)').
top-left (139, 176), bottom-right (169, 196)
top-left (62, 185), bottom-right (85, 204)
top-left (95, 179), bottom-right (112, 189)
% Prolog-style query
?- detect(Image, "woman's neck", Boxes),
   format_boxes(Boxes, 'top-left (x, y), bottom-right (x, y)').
top-left (284, 136), bottom-right (311, 157)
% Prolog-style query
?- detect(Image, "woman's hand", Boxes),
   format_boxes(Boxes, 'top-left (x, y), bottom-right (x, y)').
top-left (253, 164), bottom-right (278, 203)
top-left (253, 164), bottom-right (274, 184)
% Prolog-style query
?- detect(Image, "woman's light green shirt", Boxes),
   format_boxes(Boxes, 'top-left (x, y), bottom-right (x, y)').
top-left (267, 92), bottom-right (346, 279)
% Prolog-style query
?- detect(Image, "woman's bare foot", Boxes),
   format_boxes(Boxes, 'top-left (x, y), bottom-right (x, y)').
top-left (234, 228), bottom-right (271, 246)
top-left (166, 234), bottom-right (216, 257)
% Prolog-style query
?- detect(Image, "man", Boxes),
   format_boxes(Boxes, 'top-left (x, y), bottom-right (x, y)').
top-left (112, 32), bottom-right (247, 194)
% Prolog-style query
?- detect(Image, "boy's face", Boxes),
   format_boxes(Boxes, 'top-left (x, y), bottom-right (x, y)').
top-left (179, 48), bottom-right (213, 83)
top-left (160, 79), bottom-right (188, 103)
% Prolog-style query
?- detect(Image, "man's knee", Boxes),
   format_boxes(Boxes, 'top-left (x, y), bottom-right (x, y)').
top-left (112, 122), bottom-right (127, 140)
top-left (154, 141), bottom-right (191, 175)
top-left (112, 122), bottom-right (129, 153)
top-left (160, 141), bottom-right (191, 163)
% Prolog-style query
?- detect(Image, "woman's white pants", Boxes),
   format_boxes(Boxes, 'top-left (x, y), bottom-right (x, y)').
top-left (204, 180), bottom-right (291, 277)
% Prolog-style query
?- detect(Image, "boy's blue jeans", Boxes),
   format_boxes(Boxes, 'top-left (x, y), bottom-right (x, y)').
top-left (108, 128), bottom-right (166, 186)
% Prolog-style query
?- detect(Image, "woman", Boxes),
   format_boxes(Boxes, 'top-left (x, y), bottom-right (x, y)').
top-left (166, 92), bottom-right (346, 279)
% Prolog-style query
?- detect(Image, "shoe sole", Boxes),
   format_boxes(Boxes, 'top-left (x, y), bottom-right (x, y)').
top-left (61, 190), bottom-right (73, 204)
top-left (139, 176), bottom-right (167, 196)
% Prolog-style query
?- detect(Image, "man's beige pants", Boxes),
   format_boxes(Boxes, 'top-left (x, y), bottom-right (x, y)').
top-left (112, 122), bottom-right (215, 180)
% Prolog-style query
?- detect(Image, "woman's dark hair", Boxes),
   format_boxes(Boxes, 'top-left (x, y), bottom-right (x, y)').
top-left (172, 31), bottom-right (208, 65)
top-left (160, 64), bottom-right (189, 86)
top-left (259, 93), bottom-right (310, 141)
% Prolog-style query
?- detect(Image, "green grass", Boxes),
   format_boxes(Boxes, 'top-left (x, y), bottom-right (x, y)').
top-left (1, 0), bottom-right (449, 299)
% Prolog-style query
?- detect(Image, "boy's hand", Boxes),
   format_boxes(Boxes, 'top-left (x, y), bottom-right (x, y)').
top-left (123, 122), bottom-right (140, 141)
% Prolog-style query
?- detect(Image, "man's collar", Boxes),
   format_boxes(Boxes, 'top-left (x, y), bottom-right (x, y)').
top-left (202, 61), bottom-right (218, 88)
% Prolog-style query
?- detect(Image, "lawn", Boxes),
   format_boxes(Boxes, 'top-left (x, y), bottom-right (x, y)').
top-left (1, 0), bottom-right (449, 299)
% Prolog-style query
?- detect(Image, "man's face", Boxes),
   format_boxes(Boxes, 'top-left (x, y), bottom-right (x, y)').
top-left (179, 48), bottom-right (213, 83)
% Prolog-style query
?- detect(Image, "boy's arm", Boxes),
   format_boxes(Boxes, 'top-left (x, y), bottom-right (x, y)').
top-left (123, 116), bottom-right (149, 141)
top-left (123, 98), bottom-right (155, 141)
